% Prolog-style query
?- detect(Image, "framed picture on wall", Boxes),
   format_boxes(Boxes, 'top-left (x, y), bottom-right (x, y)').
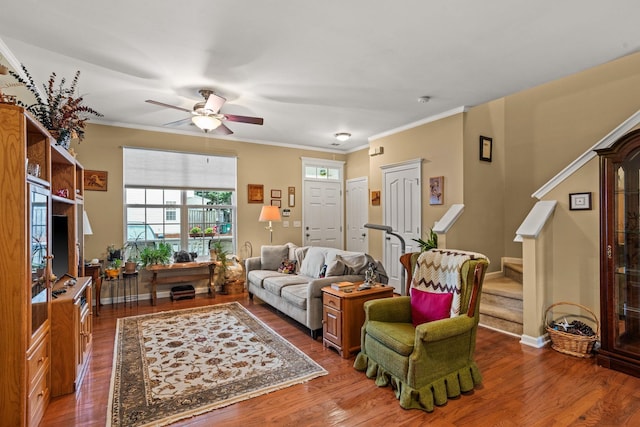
top-left (248, 184), bottom-right (264, 203)
top-left (569, 192), bottom-right (592, 210)
top-left (429, 176), bottom-right (444, 205)
top-left (84, 170), bottom-right (108, 191)
top-left (479, 136), bottom-right (493, 162)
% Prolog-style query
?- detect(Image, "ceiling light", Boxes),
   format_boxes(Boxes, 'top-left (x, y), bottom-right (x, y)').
top-left (418, 96), bottom-right (431, 103)
top-left (192, 115), bottom-right (222, 132)
top-left (334, 132), bottom-right (351, 142)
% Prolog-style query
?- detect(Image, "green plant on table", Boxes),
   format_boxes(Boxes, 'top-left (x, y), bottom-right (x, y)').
top-left (140, 242), bottom-right (173, 267)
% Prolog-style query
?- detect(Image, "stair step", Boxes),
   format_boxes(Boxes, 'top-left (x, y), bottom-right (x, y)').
top-left (504, 261), bottom-right (523, 284)
top-left (479, 314), bottom-right (523, 335)
top-left (483, 276), bottom-right (523, 300)
top-left (480, 275), bottom-right (523, 335)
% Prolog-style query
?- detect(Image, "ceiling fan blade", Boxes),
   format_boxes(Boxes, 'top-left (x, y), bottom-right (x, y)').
top-left (204, 93), bottom-right (226, 114)
top-left (163, 117), bottom-right (192, 127)
top-left (223, 114), bottom-right (264, 125)
top-left (146, 99), bottom-right (191, 113)
top-left (213, 123), bottom-right (233, 135)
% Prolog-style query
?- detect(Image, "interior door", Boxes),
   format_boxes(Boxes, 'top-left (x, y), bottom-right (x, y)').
top-left (303, 180), bottom-right (342, 248)
top-left (346, 177), bottom-right (368, 253)
top-left (382, 161), bottom-right (421, 294)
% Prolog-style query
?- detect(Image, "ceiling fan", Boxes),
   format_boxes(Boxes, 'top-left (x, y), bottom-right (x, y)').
top-left (145, 89), bottom-right (264, 134)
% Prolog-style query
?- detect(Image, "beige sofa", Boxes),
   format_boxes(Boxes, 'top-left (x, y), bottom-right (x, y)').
top-left (245, 243), bottom-right (388, 338)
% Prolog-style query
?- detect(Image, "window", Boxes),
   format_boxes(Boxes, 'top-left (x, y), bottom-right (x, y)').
top-left (165, 201), bottom-right (176, 221)
top-left (123, 148), bottom-right (237, 257)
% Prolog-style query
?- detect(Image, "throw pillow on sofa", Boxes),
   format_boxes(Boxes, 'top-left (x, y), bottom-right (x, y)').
top-left (278, 259), bottom-right (297, 274)
top-left (261, 245), bottom-right (290, 270)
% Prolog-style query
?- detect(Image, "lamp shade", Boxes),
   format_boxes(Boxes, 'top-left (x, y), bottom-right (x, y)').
top-left (192, 115), bottom-right (222, 132)
top-left (83, 210), bottom-right (93, 235)
top-left (258, 205), bottom-right (281, 222)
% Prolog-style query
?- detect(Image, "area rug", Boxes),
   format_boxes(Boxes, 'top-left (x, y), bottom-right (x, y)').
top-left (107, 302), bottom-right (327, 427)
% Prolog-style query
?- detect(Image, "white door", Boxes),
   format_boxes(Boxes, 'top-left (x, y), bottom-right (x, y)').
top-left (346, 177), bottom-right (368, 253)
top-left (303, 180), bottom-right (342, 248)
top-left (382, 160), bottom-right (422, 294)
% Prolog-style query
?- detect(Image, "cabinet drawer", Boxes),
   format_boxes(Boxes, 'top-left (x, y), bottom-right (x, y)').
top-left (27, 332), bottom-right (49, 390)
top-left (323, 292), bottom-right (342, 310)
top-left (28, 366), bottom-right (49, 427)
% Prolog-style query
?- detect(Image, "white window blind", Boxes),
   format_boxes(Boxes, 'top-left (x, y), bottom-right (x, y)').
top-left (123, 147), bottom-right (237, 190)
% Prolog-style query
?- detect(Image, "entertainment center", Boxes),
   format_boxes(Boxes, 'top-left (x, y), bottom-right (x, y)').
top-left (0, 104), bottom-right (93, 426)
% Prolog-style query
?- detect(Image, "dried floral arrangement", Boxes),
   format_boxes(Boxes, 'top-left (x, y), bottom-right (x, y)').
top-left (9, 64), bottom-right (102, 146)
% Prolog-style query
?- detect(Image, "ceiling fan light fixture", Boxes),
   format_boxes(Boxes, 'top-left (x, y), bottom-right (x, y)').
top-left (334, 132), bottom-right (351, 142)
top-left (192, 115), bottom-right (221, 132)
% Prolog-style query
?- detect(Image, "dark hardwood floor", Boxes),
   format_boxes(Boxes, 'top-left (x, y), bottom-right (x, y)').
top-left (41, 293), bottom-right (640, 427)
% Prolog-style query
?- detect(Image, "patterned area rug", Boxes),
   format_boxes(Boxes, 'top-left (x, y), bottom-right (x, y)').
top-left (107, 302), bottom-right (327, 426)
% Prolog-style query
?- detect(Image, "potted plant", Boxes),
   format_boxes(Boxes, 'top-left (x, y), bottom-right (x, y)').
top-left (412, 228), bottom-right (438, 252)
top-left (105, 258), bottom-right (122, 279)
top-left (140, 242), bottom-right (173, 267)
top-left (209, 238), bottom-right (224, 261)
top-left (204, 226), bottom-right (216, 237)
top-left (189, 225), bottom-right (203, 237)
top-left (124, 232), bottom-right (144, 273)
top-left (9, 64), bottom-right (102, 148)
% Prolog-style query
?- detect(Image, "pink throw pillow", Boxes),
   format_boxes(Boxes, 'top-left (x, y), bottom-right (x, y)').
top-left (410, 288), bottom-right (453, 327)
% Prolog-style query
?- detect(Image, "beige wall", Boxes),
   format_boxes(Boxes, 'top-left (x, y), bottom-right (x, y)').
top-left (74, 125), bottom-right (345, 261)
top-left (367, 114), bottom-right (465, 261)
top-left (502, 52), bottom-right (640, 259)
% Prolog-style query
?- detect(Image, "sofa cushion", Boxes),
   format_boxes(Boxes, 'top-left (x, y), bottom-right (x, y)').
top-left (263, 275), bottom-right (309, 296)
top-left (326, 257), bottom-right (347, 276)
top-left (299, 247), bottom-right (329, 278)
top-left (366, 320), bottom-right (415, 356)
top-left (281, 284), bottom-right (308, 310)
top-left (247, 270), bottom-right (286, 288)
top-left (261, 245), bottom-right (290, 270)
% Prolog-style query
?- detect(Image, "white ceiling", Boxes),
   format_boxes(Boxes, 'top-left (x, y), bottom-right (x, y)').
top-left (1, 1), bottom-right (639, 153)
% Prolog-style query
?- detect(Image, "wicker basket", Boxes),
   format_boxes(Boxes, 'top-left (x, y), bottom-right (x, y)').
top-left (544, 302), bottom-right (599, 358)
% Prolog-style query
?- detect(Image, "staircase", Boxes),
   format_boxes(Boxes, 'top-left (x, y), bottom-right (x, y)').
top-left (479, 261), bottom-right (523, 335)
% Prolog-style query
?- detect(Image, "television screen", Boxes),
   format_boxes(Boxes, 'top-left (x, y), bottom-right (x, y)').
top-left (52, 215), bottom-right (69, 280)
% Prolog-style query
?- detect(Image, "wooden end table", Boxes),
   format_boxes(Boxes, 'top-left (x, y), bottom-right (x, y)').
top-left (322, 283), bottom-right (394, 358)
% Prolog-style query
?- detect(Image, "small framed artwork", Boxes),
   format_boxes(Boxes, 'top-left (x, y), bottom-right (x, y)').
top-left (248, 184), bottom-right (264, 203)
top-left (271, 199), bottom-right (281, 207)
top-left (429, 176), bottom-right (444, 205)
top-left (371, 190), bottom-right (381, 206)
top-left (569, 192), bottom-right (592, 211)
top-left (288, 186), bottom-right (295, 207)
top-left (271, 189), bottom-right (281, 198)
top-left (479, 136), bottom-right (493, 162)
top-left (84, 170), bottom-right (108, 191)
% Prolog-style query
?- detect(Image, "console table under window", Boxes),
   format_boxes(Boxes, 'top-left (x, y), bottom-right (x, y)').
top-left (146, 261), bottom-right (217, 305)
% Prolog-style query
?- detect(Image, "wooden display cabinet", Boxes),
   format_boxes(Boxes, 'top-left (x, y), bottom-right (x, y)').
top-left (51, 277), bottom-right (93, 396)
top-left (597, 128), bottom-right (640, 377)
top-left (0, 104), bottom-right (90, 425)
top-left (322, 284), bottom-right (394, 358)
top-left (0, 104), bottom-right (52, 427)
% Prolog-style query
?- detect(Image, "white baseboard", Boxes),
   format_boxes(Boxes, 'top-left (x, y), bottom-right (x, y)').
top-left (520, 334), bottom-right (549, 348)
top-left (478, 323), bottom-right (522, 339)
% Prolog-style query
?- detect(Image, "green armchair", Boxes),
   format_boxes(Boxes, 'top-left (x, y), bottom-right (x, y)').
top-left (354, 249), bottom-right (489, 412)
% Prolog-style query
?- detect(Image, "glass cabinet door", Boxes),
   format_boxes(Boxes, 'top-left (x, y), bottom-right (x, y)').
top-left (612, 152), bottom-right (640, 354)
top-left (29, 184), bottom-right (50, 338)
